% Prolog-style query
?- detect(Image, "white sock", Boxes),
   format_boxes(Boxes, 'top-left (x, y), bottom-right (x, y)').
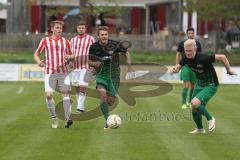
top-left (63, 96), bottom-right (71, 121)
top-left (76, 92), bottom-right (86, 111)
top-left (46, 98), bottom-right (56, 118)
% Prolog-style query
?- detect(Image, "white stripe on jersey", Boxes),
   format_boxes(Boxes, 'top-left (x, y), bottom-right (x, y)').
top-left (70, 34), bottom-right (95, 70)
top-left (35, 36), bottom-right (72, 74)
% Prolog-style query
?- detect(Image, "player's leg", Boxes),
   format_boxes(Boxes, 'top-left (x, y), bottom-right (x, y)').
top-left (58, 73), bottom-right (73, 128)
top-left (62, 91), bottom-right (73, 128)
top-left (187, 69), bottom-right (197, 107)
top-left (180, 66), bottom-right (191, 109)
top-left (182, 81), bottom-right (190, 109)
top-left (44, 74), bottom-right (58, 128)
top-left (191, 85), bottom-right (218, 132)
top-left (76, 86), bottom-right (86, 113)
top-left (188, 86), bottom-right (205, 134)
top-left (96, 75), bottom-right (110, 121)
top-left (97, 85), bottom-right (109, 121)
top-left (76, 69), bottom-right (88, 113)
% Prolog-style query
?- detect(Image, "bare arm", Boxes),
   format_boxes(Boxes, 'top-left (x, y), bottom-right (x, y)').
top-left (215, 54), bottom-right (236, 75)
top-left (125, 51), bottom-right (134, 72)
top-left (170, 64), bottom-right (182, 73)
top-left (175, 51), bottom-right (181, 65)
top-left (34, 52), bottom-right (45, 67)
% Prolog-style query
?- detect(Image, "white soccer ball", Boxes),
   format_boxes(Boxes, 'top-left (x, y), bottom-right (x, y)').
top-left (107, 114), bottom-right (122, 129)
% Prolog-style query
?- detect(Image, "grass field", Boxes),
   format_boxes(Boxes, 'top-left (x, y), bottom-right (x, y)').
top-left (0, 82), bottom-right (239, 160)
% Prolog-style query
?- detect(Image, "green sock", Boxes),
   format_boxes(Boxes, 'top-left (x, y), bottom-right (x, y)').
top-left (100, 102), bottom-right (109, 120)
top-left (197, 105), bottom-right (212, 121)
top-left (192, 111), bottom-right (203, 129)
top-left (182, 88), bottom-right (188, 104)
top-left (187, 89), bottom-right (194, 104)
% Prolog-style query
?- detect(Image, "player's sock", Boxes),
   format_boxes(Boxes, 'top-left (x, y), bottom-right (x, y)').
top-left (197, 105), bottom-right (212, 121)
top-left (46, 98), bottom-right (56, 118)
top-left (63, 96), bottom-right (72, 121)
top-left (100, 102), bottom-right (109, 120)
top-left (192, 111), bottom-right (203, 129)
top-left (182, 88), bottom-right (188, 104)
top-left (76, 92), bottom-right (86, 111)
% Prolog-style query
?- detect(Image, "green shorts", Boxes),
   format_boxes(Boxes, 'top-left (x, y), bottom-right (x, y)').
top-left (96, 74), bottom-right (120, 96)
top-left (180, 65), bottom-right (197, 84)
top-left (192, 84), bottom-right (218, 105)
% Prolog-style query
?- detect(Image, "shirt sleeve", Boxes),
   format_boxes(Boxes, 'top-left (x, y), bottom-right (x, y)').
top-left (201, 54), bottom-right (215, 64)
top-left (177, 41), bottom-right (184, 53)
top-left (179, 57), bottom-right (186, 66)
top-left (66, 40), bottom-right (72, 55)
top-left (35, 38), bottom-right (46, 54)
top-left (70, 38), bottom-right (74, 54)
top-left (91, 36), bottom-right (95, 44)
top-left (89, 45), bottom-right (94, 56)
top-left (197, 41), bottom-right (202, 52)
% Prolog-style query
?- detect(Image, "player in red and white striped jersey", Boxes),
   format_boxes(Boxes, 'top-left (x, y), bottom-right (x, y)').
top-left (34, 20), bottom-right (74, 128)
top-left (70, 21), bottom-right (95, 114)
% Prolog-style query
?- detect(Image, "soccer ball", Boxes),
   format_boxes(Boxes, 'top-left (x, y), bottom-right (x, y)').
top-left (107, 114), bottom-right (122, 129)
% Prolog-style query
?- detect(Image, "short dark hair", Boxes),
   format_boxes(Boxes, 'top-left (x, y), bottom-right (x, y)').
top-left (77, 21), bottom-right (86, 26)
top-left (97, 26), bottom-right (109, 35)
top-left (186, 27), bottom-right (194, 33)
top-left (50, 20), bottom-right (64, 28)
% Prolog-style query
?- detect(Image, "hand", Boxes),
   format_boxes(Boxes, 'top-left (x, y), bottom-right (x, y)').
top-left (89, 67), bottom-right (97, 75)
top-left (65, 55), bottom-right (73, 63)
top-left (92, 61), bottom-right (102, 67)
top-left (169, 67), bottom-right (179, 73)
top-left (38, 60), bottom-right (45, 67)
top-left (227, 69), bottom-right (237, 75)
top-left (127, 65), bottom-right (134, 73)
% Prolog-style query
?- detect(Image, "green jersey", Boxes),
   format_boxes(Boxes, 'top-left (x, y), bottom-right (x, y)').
top-left (89, 39), bottom-right (122, 77)
top-left (180, 53), bottom-right (219, 86)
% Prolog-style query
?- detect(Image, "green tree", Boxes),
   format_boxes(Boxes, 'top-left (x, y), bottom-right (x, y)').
top-left (0, 2), bottom-right (6, 10)
top-left (79, 0), bottom-right (126, 18)
top-left (184, 0), bottom-right (240, 29)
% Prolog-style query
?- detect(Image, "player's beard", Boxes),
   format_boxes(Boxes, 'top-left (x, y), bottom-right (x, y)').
top-left (78, 32), bottom-right (84, 36)
top-left (100, 38), bottom-right (108, 45)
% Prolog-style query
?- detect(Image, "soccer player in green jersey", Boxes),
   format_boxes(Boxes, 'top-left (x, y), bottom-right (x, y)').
top-left (176, 27), bottom-right (202, 109)
top-left (88, 26), bottom-right (133, 129)
top-left (171, 39), bottom-right (236, 134)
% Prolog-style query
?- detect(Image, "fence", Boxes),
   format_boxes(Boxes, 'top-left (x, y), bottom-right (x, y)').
top-left (0, 32), bottom-right (236, 53)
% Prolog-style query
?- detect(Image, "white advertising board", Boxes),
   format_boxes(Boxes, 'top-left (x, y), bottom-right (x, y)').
top-left (0, 64), bottom-right (19, 81)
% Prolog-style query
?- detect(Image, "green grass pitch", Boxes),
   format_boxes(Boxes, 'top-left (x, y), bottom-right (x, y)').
top-left (0, 82), bottom-right (239, 160)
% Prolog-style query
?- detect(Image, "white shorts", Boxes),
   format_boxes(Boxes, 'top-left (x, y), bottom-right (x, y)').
top-left (70, 69), bottom-right (89, 86)
top-left (44, 73), bottom-right (71, 92)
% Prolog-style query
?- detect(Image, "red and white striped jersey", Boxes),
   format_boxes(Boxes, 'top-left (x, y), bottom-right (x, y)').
top-left (70, 34), bottom-right (95, 70)
top-left (35, 36), bottom-right (72, 74)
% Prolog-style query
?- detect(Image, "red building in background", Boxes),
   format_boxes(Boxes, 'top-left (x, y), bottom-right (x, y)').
top-left (29, 0), bottom-right (181, 35)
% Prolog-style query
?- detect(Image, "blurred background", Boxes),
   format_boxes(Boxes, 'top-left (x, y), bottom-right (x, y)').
top-left (0, 0), bottom-right (239, 53)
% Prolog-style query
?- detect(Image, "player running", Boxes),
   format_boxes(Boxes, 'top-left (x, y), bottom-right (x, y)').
top-left (88, 26), bottom-right (133, 129)
top-left (171, 39), bottom-right (236, 134)
top-left (176, 27), bottom-right (202, 109)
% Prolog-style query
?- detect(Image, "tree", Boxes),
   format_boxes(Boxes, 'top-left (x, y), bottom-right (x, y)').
top-left (0, 2), bottom-right (6, 10)
top-left (184, 0), bottom-right (240, 29)
top-left (79, 0), bottom-right (126, 18)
